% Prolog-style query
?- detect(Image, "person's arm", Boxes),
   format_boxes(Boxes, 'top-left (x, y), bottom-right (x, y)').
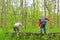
top-left (38, 19), bottom-right (41, 28)
top-left (45, 18), bottom-right (50, 21)
top-left (20, 23), bottom-right (24, 27)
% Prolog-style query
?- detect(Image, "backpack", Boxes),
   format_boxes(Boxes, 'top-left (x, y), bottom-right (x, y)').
top-left (40, 17), bottom-right (46, 24)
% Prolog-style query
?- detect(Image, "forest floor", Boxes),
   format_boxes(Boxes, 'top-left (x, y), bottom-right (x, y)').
top-left (0, 32), bottom-right (60, 40)
top-left (0, 26), bottom-right (60, 40)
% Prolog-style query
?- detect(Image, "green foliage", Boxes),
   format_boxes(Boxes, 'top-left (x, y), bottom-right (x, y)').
top-left (0, 0), bottom-right (60, 40)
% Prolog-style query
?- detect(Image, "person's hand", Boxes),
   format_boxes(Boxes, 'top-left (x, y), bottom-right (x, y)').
top-left (49, 20), bottom-right (51, 22)
top-left (38, 27), bottom-right (40, 30)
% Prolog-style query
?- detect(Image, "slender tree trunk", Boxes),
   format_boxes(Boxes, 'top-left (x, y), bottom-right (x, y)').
top-left (53, 0), bottom-right (56, 27)
top-left (44, 0), bottom-right (47, 17)
top-left (20, 0), bottom-right (25, 39)
top-left (12, 0), bottom-right (17, 22)
top-left (20, 0), bottom-right (23, 25)
top-left (24, 0), bottom-right (27, 29)
top-left (1, 0), bottom-right (5, 27)
top-left (32, 0), bottom-right (35, 26)
top-left (5, 0), bottom-right (9, 34)
top-left (57, 0), bottom-right (59, 27)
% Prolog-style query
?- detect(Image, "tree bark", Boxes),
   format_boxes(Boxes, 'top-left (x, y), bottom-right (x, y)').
top-left (20, 0), bottom-right (23, 25)
top-left (57, 0), bottom-right (59, 27)
top-left (32, 0), bottom-right (35, 26)
top-left (24, 0), bottom-right (27, 29)
top-left (1, 0), bottom-right (5, 27)
top-left (53, 0), bottom-right (56, 27)
top-left (44, 0), bottom-right (47, 17)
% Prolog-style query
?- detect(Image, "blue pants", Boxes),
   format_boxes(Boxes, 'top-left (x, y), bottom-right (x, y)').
top-left (40, 24), bottom-right (46, 34)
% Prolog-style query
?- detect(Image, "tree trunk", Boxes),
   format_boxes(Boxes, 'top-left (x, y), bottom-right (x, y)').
top-left (32, 0), bottom-right (35, 26)
top-left (24, 0), bottom-right (27, 29)
top-left (57, 0), bottom-right (59, 27)
top-left (53, 0), bottom-right (56, 27)
top-left (20, 0), bottom-right (23, 25)
top-left (44, 0), bottom-right (47, 17)
top-left (1, 0), bottom-right (5, 27)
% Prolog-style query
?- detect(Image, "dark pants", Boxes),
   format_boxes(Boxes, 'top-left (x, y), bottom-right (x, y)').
top-left (14, 27), bottom-right (19, 32)
top-left (40, 24), bottom-right (46, 34)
